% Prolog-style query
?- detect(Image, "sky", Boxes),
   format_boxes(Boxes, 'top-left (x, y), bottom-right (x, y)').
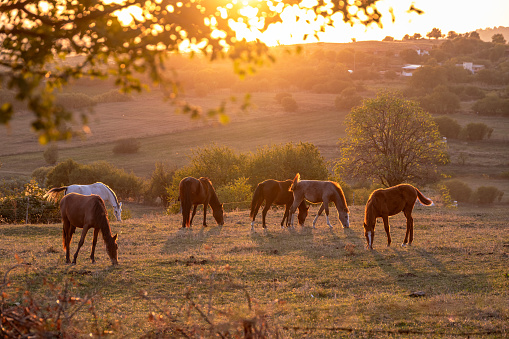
top-left (246, 0), bottom-right (509, 45)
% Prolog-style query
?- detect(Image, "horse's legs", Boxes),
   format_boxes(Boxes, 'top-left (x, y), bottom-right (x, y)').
top-left (189, 205), bottom-right (198, 227)
top-left (63, 219), bottom-right (74, 264)
top-left (251, 199), bottom-right (263, 229)
top-left (202, 201), bottom-right (209, 227)
top-left (289, 195), bottom-right (304, 228)
top-left (90, 228), bottom-right (100, 263)
top-left (402, 209), bottom-right (414, 246)
top-left (72, 226), bottom-right (90, 264)
top-left (261, 197), bottom-right (275, 229)
top-left (313, 204), bottom-right (325, 229)
top-left (382, 216), bottom-right (391, 247)
top-left (282, 203), bottom-right (291, 228)
top-left (318, 200), bottom-right (332, 228)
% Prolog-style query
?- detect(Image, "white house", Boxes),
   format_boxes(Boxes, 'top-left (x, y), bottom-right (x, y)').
top-left (401, 64), bottom-right (422, 77)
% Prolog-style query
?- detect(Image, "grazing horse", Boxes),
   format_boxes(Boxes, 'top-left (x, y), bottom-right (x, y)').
top-left (44, 182), bottom-right (123, 221)
top-left (289, 173), bottom-right (349, 229)
top-left (60, 193), bottom-right (118, 265)
top-left (250, 179), bottom-right (309, 230)
top-left (363, 184), bottom-right (433, 249)
top-left (179, 177), bottom-right (224, 228)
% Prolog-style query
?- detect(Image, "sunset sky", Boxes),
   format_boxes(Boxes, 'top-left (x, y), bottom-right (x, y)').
top-left (240, 0), bottom-right (509, 45)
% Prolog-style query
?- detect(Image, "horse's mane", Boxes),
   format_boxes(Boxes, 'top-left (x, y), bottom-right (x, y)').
top-left (200, 177), bottom-right (221, 208)
top-left (91, 196), bottom-right (114, 242)
top-left (332, 182), bottom-right (349, 212)
top-left (98, 182), bottom-right (119, 205)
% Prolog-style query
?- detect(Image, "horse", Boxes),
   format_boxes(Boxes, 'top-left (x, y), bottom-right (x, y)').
top-left (44, 182), bottom-right (122, 221)
top-left (179, 177), bottom-right (224, 228)
top-left (288, 173), bottom-right (349, 229)
top-left (60, 193), bottom-right (118, 265)
top-left (250, 179), bottom-right (309, 231)
top-left (363, 184), bottom-right (433, 250)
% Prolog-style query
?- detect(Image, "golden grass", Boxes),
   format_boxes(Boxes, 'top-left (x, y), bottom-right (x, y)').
top-left (1, 204), bottom-right (508, 337)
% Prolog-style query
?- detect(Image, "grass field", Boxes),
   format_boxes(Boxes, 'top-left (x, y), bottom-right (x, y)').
top-left (1, 203), bottom-right (508, 337)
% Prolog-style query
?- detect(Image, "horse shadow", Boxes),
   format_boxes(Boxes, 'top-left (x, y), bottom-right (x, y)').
top-left (160, 225), bottom-right (223, 255)
top-left (370, 246), bottom-right (488, 295)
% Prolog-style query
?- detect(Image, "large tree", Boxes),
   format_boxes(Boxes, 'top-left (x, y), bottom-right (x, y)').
top-left (336, 91), bottom-right (448, 187)
top-left (0, 0), bottom-right (422, 144)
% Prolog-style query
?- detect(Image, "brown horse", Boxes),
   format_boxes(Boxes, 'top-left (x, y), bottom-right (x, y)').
top-left (179, 177), bottom-right (224, 228)
top-left (60, 193), bottom-right (118, 265)
top-left (289, 173), bottom-right (349, 229)
top-left (250, 179), bottom-right (309, 230)
top-left (363, 184), bottom-right (433, 249)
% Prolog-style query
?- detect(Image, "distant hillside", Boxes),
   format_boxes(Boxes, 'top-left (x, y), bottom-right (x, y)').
top-left (476, 26), bottom-right (509, 42)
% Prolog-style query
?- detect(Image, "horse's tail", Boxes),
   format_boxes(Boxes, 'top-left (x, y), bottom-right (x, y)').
top-left (415, 188), bottom-right (433, 206)
top-left (180, 180), bottom-right (193, 228)
top-left (250, 183), bottom-right (264, 219)
top-left (290, 173), bottom-right (300, 191)
top-left (43, 186), bottom-right (68, 202)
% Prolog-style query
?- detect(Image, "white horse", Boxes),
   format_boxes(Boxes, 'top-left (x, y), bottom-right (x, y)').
top-left (44, 182), bottom-right (123, 221)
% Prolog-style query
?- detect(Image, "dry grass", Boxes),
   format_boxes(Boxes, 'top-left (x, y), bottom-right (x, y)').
top-left (1, 203), bottom-right (508, 337)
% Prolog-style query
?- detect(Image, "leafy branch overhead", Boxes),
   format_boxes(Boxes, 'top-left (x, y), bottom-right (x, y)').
top-left (0, 0), bottom-right (421, 143)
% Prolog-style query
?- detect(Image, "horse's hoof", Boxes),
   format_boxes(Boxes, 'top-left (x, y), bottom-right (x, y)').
top-left (401, 243), bottom-right (407, 247)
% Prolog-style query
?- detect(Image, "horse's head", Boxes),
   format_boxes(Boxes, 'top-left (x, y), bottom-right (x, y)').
top-left (297, 204), bottom-right (309, 226)
top-left (114, 202), bottom-right (122, 222)
top-left (363, 222), bottom-right (374, 250)
top-left (108, 234), bottom-right (119, 265)
top-left (213, 203), bottom-right (224, 226)
top-left (338, 208), bottom-right (350, 228)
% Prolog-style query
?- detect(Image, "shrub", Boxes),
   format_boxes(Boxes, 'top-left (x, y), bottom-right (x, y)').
top-left (55, 92), bottom-right (95, 109)
top-left (280, 97), bottom-right (298, 112)
top-left (335, 87), bottom-right (363, 111)
top-left (31, 166), bottom-right (53, 186)
top-left (434, 116), bottom-right (461, 139)
top-left (0, 180), bottom-right (60, 224)
top-left (215, 177), bottom-right (252, 211)
top-left (246, 142), bottom-right (328, 188)
top-left (43, 144), bottom-right (59, 165)
top-left (94, 89), bottom-right (133, 103)
top-left (462, 122), bottom-right (493, 141)
top-left (419, 85), bottom-right (460, 114)
top-left (113, 138), bottom-right (141, 154)
top-left (146, 162), bottom-right (175, 206)
top-left (472, 95), bottom-right (509, 116)
top-left (471, 186), bottom-right (504, 204)
top-left (442, 179), bottom-right (472, 203)
top-left (46, 158), bottom-right (80, 187)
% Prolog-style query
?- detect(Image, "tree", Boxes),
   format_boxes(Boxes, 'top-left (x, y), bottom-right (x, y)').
top-left (0, 0), bottom-right (421, 144)
top-left (491, 33), bottom-right (507, 44)
top-left (447, 31), bottom-right (459, 39)
top-left (427, 28), bottom-right (444, 40)
top-left (337, 91), bottom-right (448, 187)
top-left (382, 36), bottom-right (394, 42)
top-left (469, 31), bottom-right (481, 39)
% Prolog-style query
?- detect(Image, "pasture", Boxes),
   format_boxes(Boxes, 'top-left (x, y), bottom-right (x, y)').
top-left (1, 203), bottom-right (508, 337)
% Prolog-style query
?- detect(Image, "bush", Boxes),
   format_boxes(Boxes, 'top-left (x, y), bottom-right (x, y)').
top-left (280, 97), bottom-right (298, 112)
top-left (0, 180), bottom-right (60, 224)
top-left (43, 144), bottom-right (59, 165)
top-left (246, 142), bottom-right (328, 188)
top-left (434, 116), bottom-right (461, 139)
top-left (335, 87), bottom-right (363, 111)
top-left (113, 138), bottom-right (141, 154)
top-left (94, 90), bottom-right (133, 103)
top-left (442, 179), bottom-right (472, 203)
top-left (471, 186), bottom-right (504, 204)
top-left (472, 95), bottom-right (509, 116)
top-left (215, 177), bottom-right (252, 211)
top-left (146, 162), bottom-right (175, 206)
top-left (462, 122), bottom-right (493, 141)
top-left (419, 85), bottom-right (460, 114)
top-left (46, 159), bottom-right (144, 201)
top-left (31, 166), bottom-right (53, 186)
